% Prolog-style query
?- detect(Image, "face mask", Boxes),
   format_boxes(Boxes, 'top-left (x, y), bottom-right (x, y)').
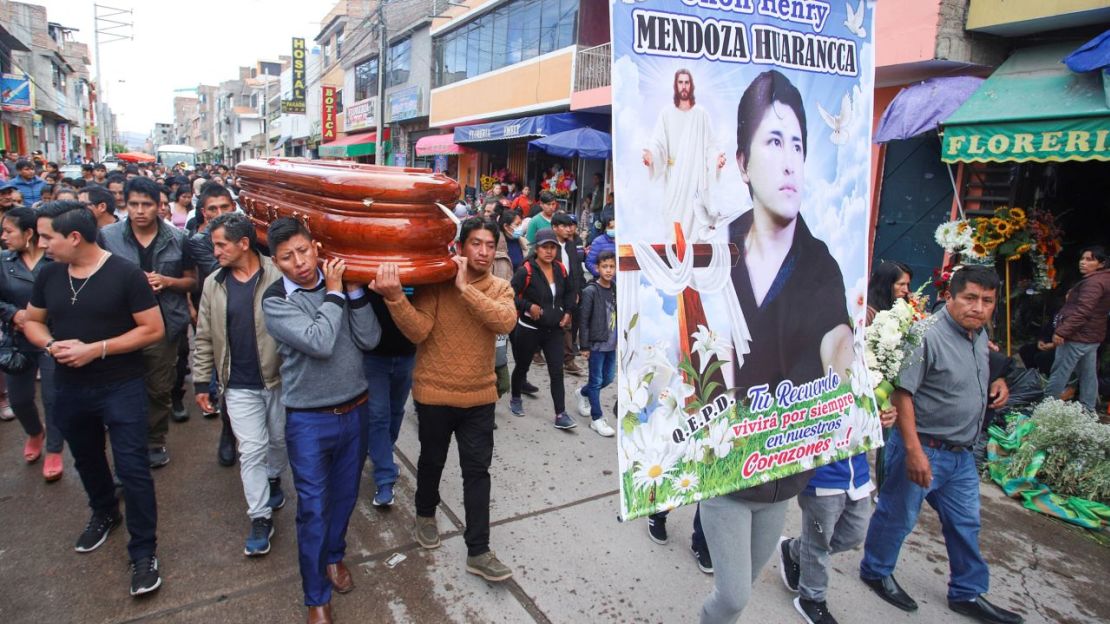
top-left (510, 226), bottom-right (524, 239)
top-left (606, 229), bottom-right (616, 238)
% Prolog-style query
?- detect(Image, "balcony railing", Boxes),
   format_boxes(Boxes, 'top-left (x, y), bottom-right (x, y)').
top-left (574, 43), bottom-right (610, 92)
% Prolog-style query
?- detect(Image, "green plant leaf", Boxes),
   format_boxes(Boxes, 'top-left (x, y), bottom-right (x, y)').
top-left (679, 360), bottom-right (698, 381)
top-left (701, 381), bottom-right (722, 403)
top-left (629, 313), bottom-right (639, 330)
top-left (622, 413), bottom-right (638, 436)
top-left (702, 359), bottom-right (728, 381)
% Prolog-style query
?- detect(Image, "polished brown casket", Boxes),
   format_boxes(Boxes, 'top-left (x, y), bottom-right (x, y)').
top-left (236, 158), bottom-right (459, 285)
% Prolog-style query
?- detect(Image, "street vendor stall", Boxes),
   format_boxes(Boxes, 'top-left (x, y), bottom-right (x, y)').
top-left (936, 39), bottom-right (1110, 357)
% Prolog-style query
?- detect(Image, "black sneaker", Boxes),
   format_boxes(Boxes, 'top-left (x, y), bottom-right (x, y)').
top-left (522, 381), bottom-right (540, 396)
top-left (149, 446), bottom-right (170, 469)
top-left (647, 515), bottom-right (668, 545)
top-left (129, 555), bottom-right (163, 596)
top-left (779, 536), bottom-right (800, 591)
top-left (171, 398), bottom-right (189, 422)
top-left (75, 510), bottom-right (122, 553)
top-left (691, 543), bottom-right (713, 574)
top-left (794, 596), bottom-right (839, 624)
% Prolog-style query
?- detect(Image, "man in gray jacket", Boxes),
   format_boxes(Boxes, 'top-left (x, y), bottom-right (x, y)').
top-left (262, 218), bottom-right (380, 624)
top-left (100, 176), bottom-right (196, 468)
top-left (193, 213), bottom-right (286, 557)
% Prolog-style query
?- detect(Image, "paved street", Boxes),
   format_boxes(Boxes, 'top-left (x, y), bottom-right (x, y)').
top-left (0, 368), bottom-right (1107, 624)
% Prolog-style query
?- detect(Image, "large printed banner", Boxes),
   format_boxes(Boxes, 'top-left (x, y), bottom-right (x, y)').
top-left (613, 0), bottom-right (881, 520)
top-left (1, 73), bottom-right (31, 112)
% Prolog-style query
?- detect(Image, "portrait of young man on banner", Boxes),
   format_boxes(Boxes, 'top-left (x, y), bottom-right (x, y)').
top-left (613, 0), bottom-right (882, 523)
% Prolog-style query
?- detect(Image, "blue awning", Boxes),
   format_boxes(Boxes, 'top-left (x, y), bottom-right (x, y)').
top-left (453, 112), bottom-right (608, 144)
top-left (528, 127), bottom-right (611, 159)
top-left (1064, 28), bottom-right (1110, 73)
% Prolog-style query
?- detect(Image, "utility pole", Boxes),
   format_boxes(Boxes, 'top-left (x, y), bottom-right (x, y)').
top-left (375, 1), bottom-right (386, 164)
top-left (92, 4), bottom-right (132, 159)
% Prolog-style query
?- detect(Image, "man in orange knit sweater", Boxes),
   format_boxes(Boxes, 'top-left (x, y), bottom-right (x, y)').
top-left (371, 217), bottom-right (518, 582)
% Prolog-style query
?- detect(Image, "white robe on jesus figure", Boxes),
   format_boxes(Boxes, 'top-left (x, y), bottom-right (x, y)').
top-left (645, 104), bottom-right (723, 243)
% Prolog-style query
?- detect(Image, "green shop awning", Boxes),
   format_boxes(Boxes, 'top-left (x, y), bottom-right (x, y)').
top-left (318, 130), bottom-right (391, 158)
top-left (941, 41), bottom-right (1110, 164)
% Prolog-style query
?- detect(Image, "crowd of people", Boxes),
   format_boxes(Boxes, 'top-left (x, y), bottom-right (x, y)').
top-left (0, 155), bottom-right (624, 623)
top-left (1, 145), bottom-right (1106, 624)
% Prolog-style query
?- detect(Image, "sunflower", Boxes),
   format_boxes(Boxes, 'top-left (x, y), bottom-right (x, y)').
top-left (985, 236), bottom-right (1005, 249)
top-left (1009, 207), bottom-right (1026, 220)
top-left (1016, 243), bottom-right (1032, 254)
top-left (956, 221), bottom-right (969, 232)
top-left (990, 217), bottom-right (1004, 227)
top-left (995, 221), bottom-right (1012, 236)
top-left (971, 243), bottom-right (988, 256)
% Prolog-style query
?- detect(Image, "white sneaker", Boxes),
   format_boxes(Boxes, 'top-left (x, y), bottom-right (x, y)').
top-left (575, 385), bottom-right (592, 418)
top-left (590, 418), bottom-right (615, 437)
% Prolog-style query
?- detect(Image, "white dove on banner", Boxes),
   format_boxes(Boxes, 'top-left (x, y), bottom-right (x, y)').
top-left (844, 0), bottom-right (866, 38)
top-left (818, 91), bottom-right (853, 146)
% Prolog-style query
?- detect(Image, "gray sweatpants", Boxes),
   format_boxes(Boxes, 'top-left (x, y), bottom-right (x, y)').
top-left (699, 496), bottom-right (789, 624)
top-left (789, 493), bottom-right (872, 602)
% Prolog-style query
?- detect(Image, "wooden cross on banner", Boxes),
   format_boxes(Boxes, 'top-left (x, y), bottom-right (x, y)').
top-left (618, 224), bottom-right (740, 405)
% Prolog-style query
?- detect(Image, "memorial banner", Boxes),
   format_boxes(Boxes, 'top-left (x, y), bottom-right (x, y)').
top-left (613, 0), bottom-right (881, 520)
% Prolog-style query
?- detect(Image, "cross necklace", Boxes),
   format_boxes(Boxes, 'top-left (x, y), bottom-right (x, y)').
top-left (68, 251), bottom-right (112, 305)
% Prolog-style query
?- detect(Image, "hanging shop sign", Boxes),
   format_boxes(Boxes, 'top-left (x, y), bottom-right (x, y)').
top-left (285, 37), bottom-right (307, 113)
top-left (388, 86), bottom-right (421, 122)
top-left (345, 97), bottom-right (377, 132)
top-left (322, 86), bottom-right (338, 141)
top-left (1, 73), bottom-right (31, 112)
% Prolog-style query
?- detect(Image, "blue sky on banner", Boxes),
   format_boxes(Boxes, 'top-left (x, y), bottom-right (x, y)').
top-left (612, 0), bottom-right (876, 355)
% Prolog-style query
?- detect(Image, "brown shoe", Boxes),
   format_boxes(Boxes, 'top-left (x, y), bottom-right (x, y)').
top-left (326, 561), bottom-right (354, 593)
top-left (306, 603), bottom-right (333, 624)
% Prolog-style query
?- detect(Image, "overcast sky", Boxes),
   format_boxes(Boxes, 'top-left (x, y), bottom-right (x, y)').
top-left (35, 0), bottom-right (329, 135)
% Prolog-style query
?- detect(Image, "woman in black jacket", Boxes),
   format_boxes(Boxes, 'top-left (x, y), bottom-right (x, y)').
top-left (0, 207), bottom-right (62, 480)
top-left (508, 228), bottom-right (577, 429)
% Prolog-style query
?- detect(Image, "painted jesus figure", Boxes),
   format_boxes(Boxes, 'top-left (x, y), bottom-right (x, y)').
top-left (642, 69), bottom-right (727, 243)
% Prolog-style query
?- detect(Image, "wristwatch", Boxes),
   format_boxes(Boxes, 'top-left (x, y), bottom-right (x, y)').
top-left (45, 339), bottom-right (56, 356)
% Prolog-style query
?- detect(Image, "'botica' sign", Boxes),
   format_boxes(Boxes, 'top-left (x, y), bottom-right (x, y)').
top-left (942, 116), bottom-right (1110, 163)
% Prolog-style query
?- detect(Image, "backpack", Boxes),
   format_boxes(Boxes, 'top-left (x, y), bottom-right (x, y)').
top-left (522, 259), bottom-right (567, 291)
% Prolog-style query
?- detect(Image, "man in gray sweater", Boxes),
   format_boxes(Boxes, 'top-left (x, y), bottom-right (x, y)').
top-left (261, 218), bottom-right (381, 624)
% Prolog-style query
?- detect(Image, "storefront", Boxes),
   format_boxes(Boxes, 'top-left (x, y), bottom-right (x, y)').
top-left (452, 111), bottom-right (608, 206)
top-left (414, 133), bottom-right (469, 181)
top-left (317, 129), bottom-right (391, 163)
top-left (937, 40), bottom-right (1110, 355)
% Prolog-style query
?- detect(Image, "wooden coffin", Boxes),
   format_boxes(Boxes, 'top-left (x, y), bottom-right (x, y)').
top-left (236, 158), bottom-right (459, 285)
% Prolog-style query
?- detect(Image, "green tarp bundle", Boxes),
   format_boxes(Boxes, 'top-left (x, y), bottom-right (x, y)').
top-left (987, 415), bottom-right (1110, 531)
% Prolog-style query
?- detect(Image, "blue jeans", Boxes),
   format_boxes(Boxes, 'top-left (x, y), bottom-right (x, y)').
top-left (580, 349), bottom-right (616, 419)
top-left (286, 403), bottom-right (369, 607)
top-left (860, 430), bottom-right (989, 602)
top-left (1045, 340), bottom-right (1099, 410)
top-left (54, 377), bottom-right (157, 561)
top-left (362, 353), bottom-right (415, 488)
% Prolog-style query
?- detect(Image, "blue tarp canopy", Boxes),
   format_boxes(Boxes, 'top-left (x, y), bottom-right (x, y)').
top-left (528, 127), bottom-right (611, 159)
top-left (453, 112), bottom-right (607, 144)
top-left (1064, 29), bottom-right (1110, 72)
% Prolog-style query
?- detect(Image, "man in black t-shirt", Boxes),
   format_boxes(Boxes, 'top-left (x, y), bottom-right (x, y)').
top-left (24, 201), bottom-right (166, 598)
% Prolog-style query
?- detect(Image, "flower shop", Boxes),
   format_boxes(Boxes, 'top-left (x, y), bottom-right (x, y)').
top-left (908, 39), bottom-right (1110, 530)
top-left (933, 39), bottom-right (1110, 359)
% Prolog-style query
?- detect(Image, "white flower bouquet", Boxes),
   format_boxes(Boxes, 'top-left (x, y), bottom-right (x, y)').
top-left (935, 219), bottom-right (975, 255)
top-left (864, 297), bottom-right (923, 410)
